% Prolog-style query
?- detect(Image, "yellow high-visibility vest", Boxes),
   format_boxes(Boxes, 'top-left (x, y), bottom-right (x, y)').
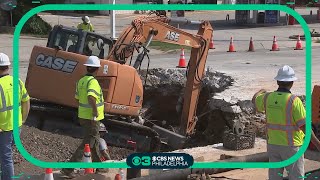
top-left (0, 75), bottom-right (30, 131)
top-left (77, 23), bottom-right (94, 32)
top-left (75, 75), bottom-right (104, 121)
top-left (255, 91), bottom-right (306, 146)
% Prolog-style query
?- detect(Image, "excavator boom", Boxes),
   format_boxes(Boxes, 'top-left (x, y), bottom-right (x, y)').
top-left (180, 21), bottom-right (212, 136)
top-left (108, 16), bottom-right (204, 63)
top-left (108, 15), bottom-right (213, 136)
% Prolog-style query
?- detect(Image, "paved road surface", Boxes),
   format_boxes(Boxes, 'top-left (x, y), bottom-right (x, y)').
top-left (138, 46), bottom-right (318, 100)
top-left (0, 34), bottom-right (317, 100)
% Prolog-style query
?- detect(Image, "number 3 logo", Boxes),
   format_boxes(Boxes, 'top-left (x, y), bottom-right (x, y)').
top-left (141, 156), bottom-right (151, 166)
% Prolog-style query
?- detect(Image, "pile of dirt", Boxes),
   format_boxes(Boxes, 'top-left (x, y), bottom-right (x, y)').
top-left (13, 125), bottom-right (132, 175)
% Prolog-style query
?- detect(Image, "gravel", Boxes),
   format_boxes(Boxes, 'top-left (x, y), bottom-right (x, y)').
top-left (13, 125), bottom-right (132, 175)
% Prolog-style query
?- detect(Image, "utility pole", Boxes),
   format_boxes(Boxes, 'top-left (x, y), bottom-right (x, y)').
top-left (110, 0), bottom-right (116, 39)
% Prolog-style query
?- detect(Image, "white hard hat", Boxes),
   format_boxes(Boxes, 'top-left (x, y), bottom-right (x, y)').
top-left (84, 56), bottom-right (101, 67)
top-left (82, 16), bottom-right (90, 23)
top-left (99, 123), bottom-right (107, 132)
top-left (0, 53), bottom-right (11, 66)
top-left (274, 65), bottom-right (297, 82)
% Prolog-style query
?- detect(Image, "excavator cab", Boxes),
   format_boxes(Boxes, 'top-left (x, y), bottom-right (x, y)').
top-left (26, 25), bottom-right (154, 151)
top-left (27, 25), bottom-right (145, 117)
top-left (46, 25), bottom-right (114, 59)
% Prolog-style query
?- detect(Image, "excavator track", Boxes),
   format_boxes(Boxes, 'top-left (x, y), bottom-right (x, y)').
top-left (102, 118), bottom-right (161, 152)
top-left (29, 98), bottom-right (161, 152)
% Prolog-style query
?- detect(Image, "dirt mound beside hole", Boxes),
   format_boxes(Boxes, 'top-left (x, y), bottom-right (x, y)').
top-left (13, 125), bottom-right (133, 175)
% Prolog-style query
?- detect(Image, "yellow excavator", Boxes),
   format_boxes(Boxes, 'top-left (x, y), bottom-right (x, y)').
top-left (25, 14), bottom-right (213, 152)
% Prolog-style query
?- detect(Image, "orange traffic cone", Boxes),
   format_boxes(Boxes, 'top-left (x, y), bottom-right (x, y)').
top-left (270, 36), bottom-right (280, 51)
top-left (177, 48), bottom-right (187, 68)
top-left (248, 37), bottom-right (254, 52)
top-left (44, 168), bottom-right (54, 180)
top-left (294, 35), bottom-right (303, 50)
top-left (83, 144), bottom-right (94, 174)
top-left (209, 34), bottom-right (215, 49)
top-left (227, 37), bottom-right (236, 52)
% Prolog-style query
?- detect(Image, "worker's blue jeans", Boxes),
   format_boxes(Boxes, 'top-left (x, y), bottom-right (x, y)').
top-left (0, 130), bottom-right (14, 180)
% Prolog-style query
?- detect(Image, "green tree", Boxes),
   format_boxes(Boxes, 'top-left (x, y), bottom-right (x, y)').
top-left (11, 0), bottom-right (64, 35)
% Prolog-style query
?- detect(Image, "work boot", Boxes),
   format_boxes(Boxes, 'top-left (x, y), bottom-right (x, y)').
top-left (60, 169), bottom-right (78, 179)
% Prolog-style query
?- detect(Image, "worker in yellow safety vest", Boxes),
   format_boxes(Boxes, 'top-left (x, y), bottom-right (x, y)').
top-left (0, 53), bottom-right (30, 180)
top-left (252, 65), bottom-right (320, 180)
top-left (61, 56), bottom-right (105, 178)
top-left (77, 16), bottom-right (94, 32)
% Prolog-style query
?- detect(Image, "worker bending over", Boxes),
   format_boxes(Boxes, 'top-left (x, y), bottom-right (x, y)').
top-left (0, 53), bottom-right (30, 180)
top-left (61, 56), bottom-right (104, 178)
top-left (98, 123), bottom-right (111, 162)
top-left (77, 16), bottom-right (94, 32)
top-left (252, 65), bottom-right (320, 180)
top-left (92, 123), bottom-right (112, 173)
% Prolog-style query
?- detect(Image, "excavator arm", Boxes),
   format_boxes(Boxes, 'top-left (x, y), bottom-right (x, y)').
top-left (108, 15), bottom-right (204, 63)
top-left (108, 15), bottom-right (213, 137)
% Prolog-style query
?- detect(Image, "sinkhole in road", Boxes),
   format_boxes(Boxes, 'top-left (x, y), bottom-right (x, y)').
top-left (138, 68), bottom-right (262, 149)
